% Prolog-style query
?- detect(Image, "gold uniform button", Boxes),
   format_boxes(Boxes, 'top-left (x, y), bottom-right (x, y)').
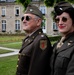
top-left (22, 54), bottom-right (25, 56)
top-left (39, 32), bottom-right (41, 34)
top-left (68, 43), bottom-right (71, 46)
top-left (18, 53), bottom-right (21, 55)
top-left (28, 40), bottom-right (30, 43)
top-left (18, 59), bottom-right (19, 61)
top-left (69, 40), bottom-right (73, 43)
top-left (17, 65), bottom-right (18, 67)
top-left (32, 36), bottom-right (34, 39)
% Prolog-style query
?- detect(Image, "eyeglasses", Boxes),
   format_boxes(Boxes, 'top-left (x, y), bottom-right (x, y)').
top-left (21, 16), bottom-right (32, 21)
top-left (55, 17), bottom-right (68, 23)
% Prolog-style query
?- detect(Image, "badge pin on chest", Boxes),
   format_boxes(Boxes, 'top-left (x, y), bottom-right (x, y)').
top-left (68, 43), bottom-right (71, 46)
top-left (68, 41), bottom-right (73, 46)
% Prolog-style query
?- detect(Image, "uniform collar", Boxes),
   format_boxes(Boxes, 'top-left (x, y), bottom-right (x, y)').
top-left (29, 28), bottom-right (43, 39)
top-left (53, 32), bottom-right (74, 53)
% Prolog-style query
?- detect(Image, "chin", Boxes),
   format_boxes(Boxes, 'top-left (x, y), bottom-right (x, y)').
top-left (59, 29), bottom-right (66, 32)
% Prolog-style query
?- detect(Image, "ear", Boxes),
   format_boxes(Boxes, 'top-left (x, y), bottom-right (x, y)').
top-left (37, 19), bottom-right (42, 26)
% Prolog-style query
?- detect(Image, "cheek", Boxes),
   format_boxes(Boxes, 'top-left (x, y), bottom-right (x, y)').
top-left (29, 22), bottom-right (37, 27)
top-left (26, 24), bottom-right (34, 30)
top-left (66, 20), bottom-right (72, 28)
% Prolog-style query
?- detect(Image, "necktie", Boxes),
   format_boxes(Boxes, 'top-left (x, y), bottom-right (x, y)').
top-left (57, 36), bottom-right (65, 48)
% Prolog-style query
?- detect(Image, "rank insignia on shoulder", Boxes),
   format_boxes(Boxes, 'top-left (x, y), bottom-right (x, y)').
top-left (40, 40), bottom-right (47, 50)
top-left (41, 34), bottom-right (44, 37)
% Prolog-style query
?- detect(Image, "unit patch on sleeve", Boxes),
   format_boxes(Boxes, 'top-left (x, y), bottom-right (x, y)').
top-left (40, 40), bottom-right (47, 50)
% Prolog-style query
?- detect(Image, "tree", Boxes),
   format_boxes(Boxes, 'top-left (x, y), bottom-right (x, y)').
top-left (44, 0), bottom-right (74, 19)
top-left (16, 0), bottom-right (74, 28)
top-left (16, 0), bottom-right (31, 10)
top-left (16, 0), bottom-right (74, 9)
top-left (16, 0), bottom-right (44, 10)
top-left (44, 0), bottom-right (74, 7)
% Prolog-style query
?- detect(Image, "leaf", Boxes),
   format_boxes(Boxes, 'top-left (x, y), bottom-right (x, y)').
top-left (16, 0), bottom-right (31, 10)
top-left (44, 0), bottom-right (54, 7)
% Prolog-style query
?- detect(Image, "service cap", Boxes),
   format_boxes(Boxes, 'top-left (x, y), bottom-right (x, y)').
top-left (25, 4), bottom-right (43, 19)
top-left (54, 1), bottom-right (73, 15)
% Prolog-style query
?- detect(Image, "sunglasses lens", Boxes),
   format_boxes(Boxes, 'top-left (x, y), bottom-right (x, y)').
top-left (62, 17), bottom-right (67, 22)
top-left (55, 17), bottom-right (67, 23)
top-left (21, 16), bottom-right (31, 21)
top-left (26, 16), bottom-right (30, 21)
top-left (21, 16), bottom-right (24, 21)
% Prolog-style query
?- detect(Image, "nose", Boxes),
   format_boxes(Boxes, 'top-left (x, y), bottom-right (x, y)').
top-left (22, 19), bottom-right (27, 24)
top-left (22, 18), bottom-right (27, 22)
top-left (58, 18), bottom-right (63, 24)
top-left (21, 17), bottom-right (26, 22)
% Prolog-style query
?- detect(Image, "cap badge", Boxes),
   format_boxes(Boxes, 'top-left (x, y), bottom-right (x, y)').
top-left (30, 9), bottom-right (33, 11)
top-left (59, 7), bottom-right (63, 10)
top-left (68, 43), bottom-right (71, 46)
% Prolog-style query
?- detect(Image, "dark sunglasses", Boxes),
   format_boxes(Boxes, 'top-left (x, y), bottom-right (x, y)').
top-left (55, 17), bottom-right (67, 23)
top-left (21, 16), bottom-right (32, 21)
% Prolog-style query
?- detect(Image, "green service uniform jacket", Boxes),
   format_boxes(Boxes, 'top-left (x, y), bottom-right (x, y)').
top-left (50, 32), bottom-right (74, 75)
top-left (16, 28), bottom-right (52, 75)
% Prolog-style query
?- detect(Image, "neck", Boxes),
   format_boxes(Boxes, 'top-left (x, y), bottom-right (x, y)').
top-left (26, 28), bottom-right (40, 36)
top-left (61, 30), bottom-right (74, 37)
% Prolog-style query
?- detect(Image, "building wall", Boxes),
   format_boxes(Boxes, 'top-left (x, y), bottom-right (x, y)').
top-left (0, 2), bottom-right (58, 35)
top-left (0, 2), bottom-right (24, 34)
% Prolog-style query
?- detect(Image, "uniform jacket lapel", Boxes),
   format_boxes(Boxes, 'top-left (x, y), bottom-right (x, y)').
top-left (23, 38), bottom-right (33, 48)
top-left (57, 41), bottom-right (74, 53)
top-left (54, 32), bottom-right (74, 53)
top-left (19, 28), bottom-right (43, 53)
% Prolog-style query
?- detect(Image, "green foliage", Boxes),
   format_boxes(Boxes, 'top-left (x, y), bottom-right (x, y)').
top-left (41, 18), bottom-right (46, 28)
top-left (68, 0), bottom-right (74, 4)
top-left (16, 0), bottom-right (74, 9)
top-left (44, 0), bottom-right (74, 7)
top-left (49, 36), bottom-right (61, 41)
top-left (55, 0), bottom-right (65, 3)
top-left (44, 0), bottom-right (54, 7)
top-left (0, 36), bottom-right (24, 49)
top-left (16, 0), bottom-right (31, 10)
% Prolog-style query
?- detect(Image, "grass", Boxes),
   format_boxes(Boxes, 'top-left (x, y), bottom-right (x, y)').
top-left (0, 49), bottom-right (13, 54)
top-left (0, 36), bottom-right (24, 44)
top-left (0, 36), bottom-right (23, 75)
top-left (0, 55), bottom-right (18, 75)
top-left (0, 42), bottom-right (22, 49)
top-left (0, 36), bottom-right (24, 49)
top-left (0, 35), bottom-right (56, 75)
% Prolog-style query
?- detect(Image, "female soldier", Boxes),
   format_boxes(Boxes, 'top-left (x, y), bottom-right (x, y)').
top-left (50, 1), bottom-right (74, 75)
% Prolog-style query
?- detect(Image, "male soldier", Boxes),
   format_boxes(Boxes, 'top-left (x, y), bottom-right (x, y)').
top-left (16, 4), bottom-right (52, 75)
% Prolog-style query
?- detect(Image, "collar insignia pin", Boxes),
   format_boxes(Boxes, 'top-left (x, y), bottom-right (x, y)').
top-left (68, 43), bottom-right (71, 46)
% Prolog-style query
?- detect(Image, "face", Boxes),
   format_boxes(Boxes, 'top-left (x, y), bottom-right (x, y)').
top-left (55, 12), bottom-right (74, 36)
top-left (21, 14), bottom-right (42, 34)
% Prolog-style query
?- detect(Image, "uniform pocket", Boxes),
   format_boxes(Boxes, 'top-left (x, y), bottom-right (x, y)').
top-left (54, 53), bottom-right (70, 69)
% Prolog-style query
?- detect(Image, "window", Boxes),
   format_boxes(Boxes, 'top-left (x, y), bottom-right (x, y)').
top-left (15, 20), bottom-right (20, 31)
top-left (42, 19), bottom-right (45, 29)
top-left (42, 19), bottom-right (46, 33)
top-left (1, 7), bottom-right (6, 17)
top-left (53, 22), bottom-right (58, 31)
top-left (40, 6), bottom-right (46, 15)
top-left (2, 20), bottom-right (6, 32)
top-left (15, 7), bottom-right (20, 16)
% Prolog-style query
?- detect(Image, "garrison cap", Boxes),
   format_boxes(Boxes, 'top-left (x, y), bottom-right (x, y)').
top-left (54, 1), bottom-right (73, 15)
top-left (25, 4), bottom-right (43, 19)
